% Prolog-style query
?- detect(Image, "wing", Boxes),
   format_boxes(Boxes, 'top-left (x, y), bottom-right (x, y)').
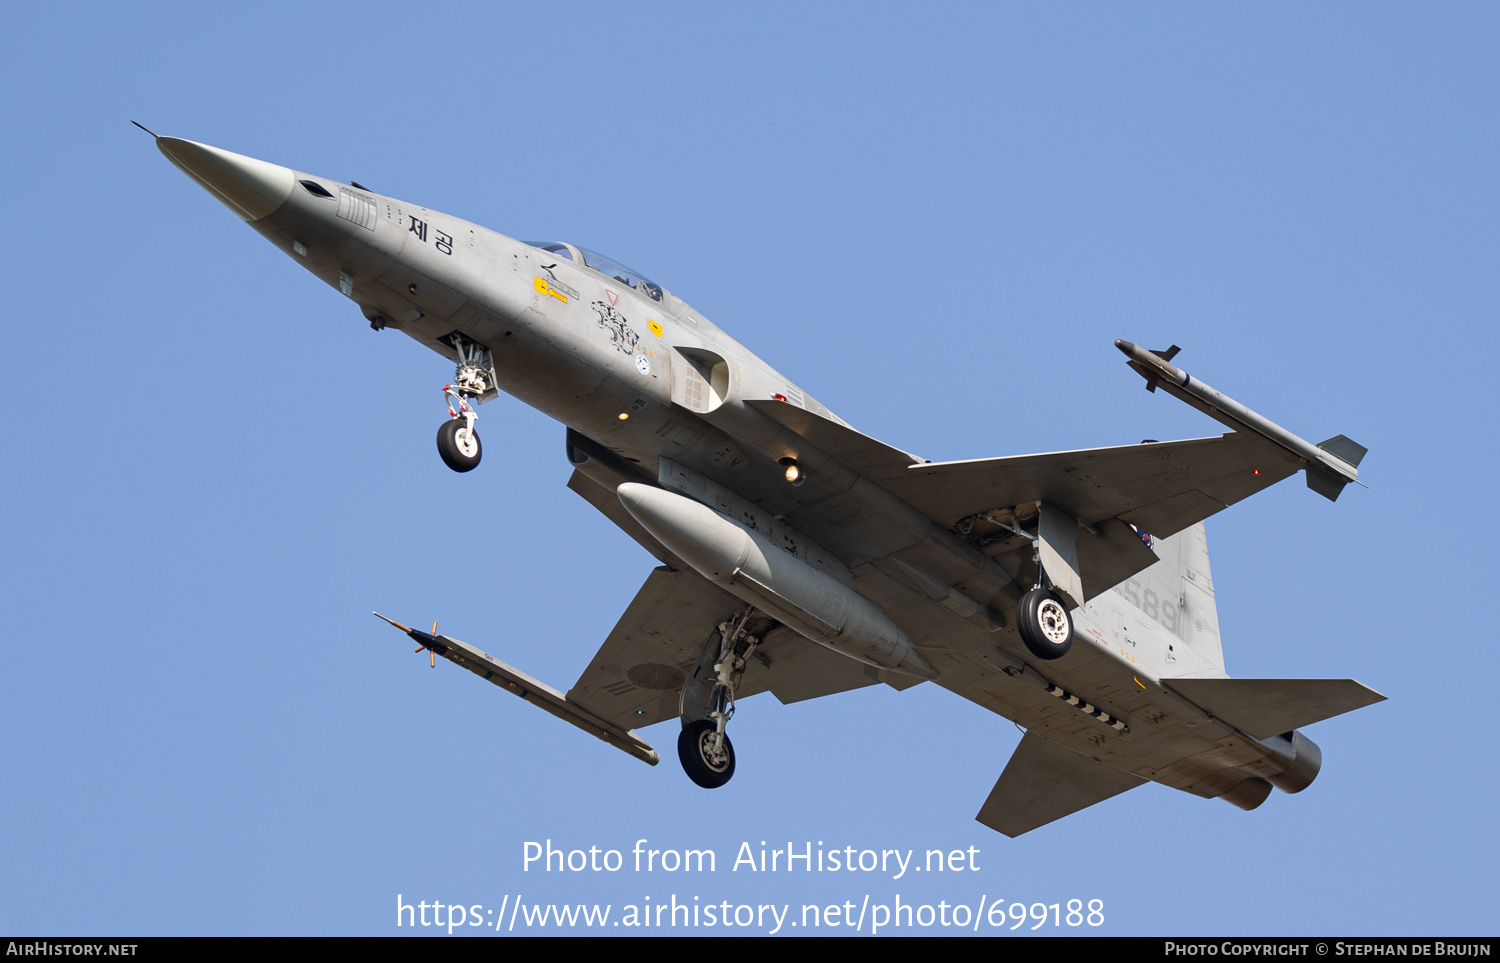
top-left (888, 433), bottom-right (1302, 601)
top-left (565, 566), bottom-right (890, 731)
top-left (747, 397), bottom-right (1302, 602)
top-left (747, 398), bottom-right (1301, 542)
top-left (565, 566), bottom-right (743, 729)
top-left (976, 732), bottom-right (1147, 837)
top-left (884, 431), bottom-right (1300, 539)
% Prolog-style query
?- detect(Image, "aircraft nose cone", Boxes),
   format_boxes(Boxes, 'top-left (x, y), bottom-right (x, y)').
top-left (157, 137), bottom-right (294, 221)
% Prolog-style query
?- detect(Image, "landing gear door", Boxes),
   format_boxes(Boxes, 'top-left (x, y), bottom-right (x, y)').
top-left (1037, 502), bottom-right (1085, 610)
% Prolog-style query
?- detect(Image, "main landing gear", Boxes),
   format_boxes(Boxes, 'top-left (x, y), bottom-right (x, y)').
top-left (970, 507), bottom-right (1074, 661)
top-left (962, 506), bottom-right (1078, 661)
top-left (679, 719), bottom-right (735, 788)
top-left (436, 334), bottom-right (497, 473)
top-left (1017, 587), bottom-right (1073, 661)
top-left (677, 606), bottom-right (761, 789)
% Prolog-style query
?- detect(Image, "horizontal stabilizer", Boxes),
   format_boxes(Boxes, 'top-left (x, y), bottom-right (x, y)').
top-left (976, 732), bottom-right (1145, 837)
top-left (1166, 678), bottom-right (1386, 740)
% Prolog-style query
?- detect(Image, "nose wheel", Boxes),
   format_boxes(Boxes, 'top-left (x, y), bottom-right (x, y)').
top-left (437, 415), bottom-right (482, 472)
top-left (437, 377), bottom-right (484, 472)
top-left (435, 334), bottom-right (497, 473)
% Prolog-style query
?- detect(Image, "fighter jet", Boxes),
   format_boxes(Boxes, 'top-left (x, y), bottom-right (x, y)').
top-left (151, 131), bottom-right (1384, 836)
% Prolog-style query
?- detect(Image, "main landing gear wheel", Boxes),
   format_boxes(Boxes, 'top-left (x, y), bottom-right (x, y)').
top-left (436, 419), bottom-right (482, 472)
top-left (1017, 587), bottom-right (1074, 661)
top-left (677, 719), bottom-right (735, 789)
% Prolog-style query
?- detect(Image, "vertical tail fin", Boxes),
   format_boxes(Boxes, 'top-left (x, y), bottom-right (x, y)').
top-left (1129, 521), bottom-right (1225, 672)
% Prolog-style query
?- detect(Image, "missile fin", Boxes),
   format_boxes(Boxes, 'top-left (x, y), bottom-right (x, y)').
top-left (1316, 434), bottom-right (1368, 469)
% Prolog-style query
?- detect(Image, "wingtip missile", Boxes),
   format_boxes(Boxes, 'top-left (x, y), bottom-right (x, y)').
top-left (1116, 338), bottom-right (1366, 500)
top-left (1116, 340), bottom-right (1163, 392)
top-left (373, 611), bottom-right (448, 666)
top-left (372, 611), bottom-right (408, 632)
top-left (371, 611), bottom-right (661, 765)
top-left (373, 610), bottom-right (445, 648)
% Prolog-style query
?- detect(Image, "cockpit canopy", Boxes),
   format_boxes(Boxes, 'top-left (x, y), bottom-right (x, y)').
top-left (529, 241), bottom-right (665, 303)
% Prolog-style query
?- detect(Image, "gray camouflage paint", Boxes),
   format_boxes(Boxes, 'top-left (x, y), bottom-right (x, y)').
top-left (155, 136), bottom-right (1383, 837)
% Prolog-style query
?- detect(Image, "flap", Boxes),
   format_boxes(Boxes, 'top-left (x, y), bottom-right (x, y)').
top-left (752, 626), bottom-right (883, 704)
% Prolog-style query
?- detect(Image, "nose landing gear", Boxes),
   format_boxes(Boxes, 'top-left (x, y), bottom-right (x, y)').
top-left (436, 334), bottom-right (497, 473)
top-left (438, 388), bottom-right (482, 472)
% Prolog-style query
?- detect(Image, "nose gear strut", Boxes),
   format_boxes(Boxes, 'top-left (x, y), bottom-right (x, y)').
top-left (435, 333), bottom-right (497, 472)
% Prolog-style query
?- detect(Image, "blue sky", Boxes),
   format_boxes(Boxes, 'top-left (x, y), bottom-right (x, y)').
top-left (2, 2), bottom-right (1496, 936)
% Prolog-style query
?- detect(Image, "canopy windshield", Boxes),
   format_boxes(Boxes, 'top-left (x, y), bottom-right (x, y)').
top-left (529, 242), bottom-right (664, 303)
